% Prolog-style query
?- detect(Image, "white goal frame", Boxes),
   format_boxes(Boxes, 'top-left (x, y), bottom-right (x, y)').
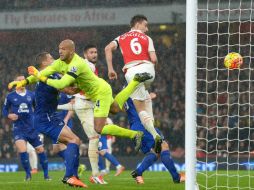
top-left (185, 0), bottom-right (197, 190)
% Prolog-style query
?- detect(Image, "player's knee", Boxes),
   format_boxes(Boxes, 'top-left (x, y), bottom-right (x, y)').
top-left (68, 135), bottom-right (81, 145)
top-left (110, 102), bottom-right (121, 114)
top-left (161, 141), bottom-right (169, 151)
top-left (98, 150), bottom-right (106, 156)
top-left (73, 137), bottom-right (81, 145)
top-left (35, 146), bottom-right (45, 153)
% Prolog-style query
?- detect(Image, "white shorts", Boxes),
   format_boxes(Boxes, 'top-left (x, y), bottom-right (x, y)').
top-left (125, 63), bottom-right (155, 101)
top-left (74, 98), bottom-right (99, 139)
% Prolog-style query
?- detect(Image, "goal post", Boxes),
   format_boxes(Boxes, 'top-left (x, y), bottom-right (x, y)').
top-left (185, 0), bottom-right (197, 190)
top-left (186, 0), bottom-right (254, 190)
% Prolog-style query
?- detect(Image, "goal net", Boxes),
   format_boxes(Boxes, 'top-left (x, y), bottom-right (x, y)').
top-left (196, 0), bottom-right (254, 189)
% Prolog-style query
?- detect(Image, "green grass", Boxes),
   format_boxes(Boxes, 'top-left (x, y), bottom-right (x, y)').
top-left (197, 171), bottom-right (254, 190)
top-left (0, 170), bottom-right (184, 190)
top-left (0, 170), bottom-right (253, 190)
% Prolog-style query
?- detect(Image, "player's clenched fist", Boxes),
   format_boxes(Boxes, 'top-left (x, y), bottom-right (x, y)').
top-left (8, 80), bottom-right (27, 90)
top-left (108, 69), bottom-right (118, 80)
top-left (28, 66), bottom-right (39, 76)
top-left (28, 66), bottom-right (47, 82)
top-left (8, 81), bottom-right (19, 90)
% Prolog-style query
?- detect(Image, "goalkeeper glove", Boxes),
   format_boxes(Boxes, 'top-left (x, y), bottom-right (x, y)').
top-left (8, 80), bottom-right (27, 90)
top-left (28, 66), bottom-right (47, 83)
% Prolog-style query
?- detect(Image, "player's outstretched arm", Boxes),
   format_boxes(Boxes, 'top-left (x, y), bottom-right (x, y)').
top-left (26, 61), bottom-right (60, 84)
top-left (8, 80), bottom-right (28, 90)
top-left (28, 65), bottom-right (75, 89)
top-left (105, 41), bottom-right (118, 80)
top-left (46, 74), bottom-right (75, 90)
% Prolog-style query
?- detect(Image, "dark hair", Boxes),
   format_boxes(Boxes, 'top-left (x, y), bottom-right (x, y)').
top-left (34, 52), bottom-right (49, 68)
top-left (130, 15), bottom-right (147, 27)
top-left (83, 44), bottom-right (97, 53)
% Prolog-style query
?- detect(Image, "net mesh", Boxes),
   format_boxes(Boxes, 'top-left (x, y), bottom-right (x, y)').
top-left (196, 0), bottom-right (254, 189)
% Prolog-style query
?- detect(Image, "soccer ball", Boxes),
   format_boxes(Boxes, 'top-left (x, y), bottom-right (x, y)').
top-left (224, 52), bottom-right (243, 69)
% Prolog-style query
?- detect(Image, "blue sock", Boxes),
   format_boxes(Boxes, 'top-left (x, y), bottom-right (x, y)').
top-left (57, 149), bottom-right (66, 160)
top-left (104, 152), bottom-right (120, 167)
top-left (38, 152), bottom-right (49, 178)
top-left (73, 150), bottom-right (79, 177)
top-left (136, 152), bottom-right (157, 176)
top-left (19, 152), bottom-right (31, 177)
top-left (161, 150), bottom-right (180, 181)
top-left (98, 155), bottom-right (106, 171)
top-left (64, 143), bottom-right (79, 178)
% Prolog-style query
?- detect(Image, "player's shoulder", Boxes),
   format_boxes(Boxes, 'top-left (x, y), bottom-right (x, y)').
top-left (52, 58), bottom-right (62, 65)
top-left (7, 91), bottom-right (17, 98)
top-left (26, 89), bottom-right (33, 94)
top-left (26, 90), bottom-right (35, 96)
top-left (70, 54), bottom-right (86, 66)
top-left (50, 59), bottom-right (65, 70)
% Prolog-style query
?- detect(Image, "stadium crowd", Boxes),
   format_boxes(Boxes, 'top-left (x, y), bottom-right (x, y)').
top-left (196, 22), bottom-right (254, 158)
top-left (0, 27), bottom-right (186, 159)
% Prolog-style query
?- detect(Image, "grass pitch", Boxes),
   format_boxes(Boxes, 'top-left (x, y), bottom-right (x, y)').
top-left (0, 170), bottom-right (252, 190)
top-left (0, 170), bottom-right (184, 190)
top-left (197, 171), bottom-right (254, 190)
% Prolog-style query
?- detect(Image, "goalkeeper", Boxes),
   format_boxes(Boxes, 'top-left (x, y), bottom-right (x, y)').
top-left (9, 39), bottom-right (152, 152)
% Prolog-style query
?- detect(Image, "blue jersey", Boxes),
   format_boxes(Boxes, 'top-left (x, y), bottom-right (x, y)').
top-left (2, 90), bottom-right (34, 131)
top-left (33, 73), bottom-right (66, 144)
top-left (124, 98), bottom-right (141, 126)
top-left (125, 98), bottom-right (163, 154)
top-left (2, 90), bottom-right (42, 147)
top-left (34, 74), bottom-right (60, 115)
top-left (56, 93), bottom-right (73, 128)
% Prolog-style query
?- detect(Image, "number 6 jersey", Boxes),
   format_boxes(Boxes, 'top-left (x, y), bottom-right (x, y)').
top-left (113, 29), bottom-right (155, 70)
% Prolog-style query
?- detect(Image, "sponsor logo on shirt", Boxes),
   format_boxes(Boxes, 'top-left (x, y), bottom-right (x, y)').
top-left (18, 103), bottom-right (29, 113)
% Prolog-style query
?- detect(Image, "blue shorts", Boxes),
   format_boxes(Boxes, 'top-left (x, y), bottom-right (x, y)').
top-left (13, 127), bottom-right (42, 148)
top-left (34, 113), bottom-right (65, 144)
top-left (55, 111), bottom-right (73, 129)
top-left (130, 122), bottom-right (163, 154)
top-left (98, 135), bottom-right (108, 151)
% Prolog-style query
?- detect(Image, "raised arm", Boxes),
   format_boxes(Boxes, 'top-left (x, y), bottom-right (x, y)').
top-left (8, 62), bottom-right (59, 90)
top-left (105, 41), bottom-right (118, 80)
top-left (148, 36), bottom-right (158, 65)
top-left (26, 64), bottom-right (58, 84)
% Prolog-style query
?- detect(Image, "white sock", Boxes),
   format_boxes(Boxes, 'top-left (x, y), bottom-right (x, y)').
top-left (28, 150), bottom-right (38, 169)
top-left (116, 165), bottom-right (122, 170)
top-left (105, 159), bottom-right (111, 171)
top-left (139, 110), bottom-right (159, 139)
top-left (88, 138), bottom-right (100, 176)
top-left (145, 97), bottom-right (154, 121)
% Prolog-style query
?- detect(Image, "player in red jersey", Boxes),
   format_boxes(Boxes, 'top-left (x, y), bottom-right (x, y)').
top-left (105, 15), bottom-right (162, 153)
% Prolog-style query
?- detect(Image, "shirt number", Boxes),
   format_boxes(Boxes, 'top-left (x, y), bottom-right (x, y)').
top-left (130, 38), bottom-right (142, 55)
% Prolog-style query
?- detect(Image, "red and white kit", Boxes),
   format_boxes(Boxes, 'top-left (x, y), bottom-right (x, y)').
top-left (114, 29), bottom-right (156, 101)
